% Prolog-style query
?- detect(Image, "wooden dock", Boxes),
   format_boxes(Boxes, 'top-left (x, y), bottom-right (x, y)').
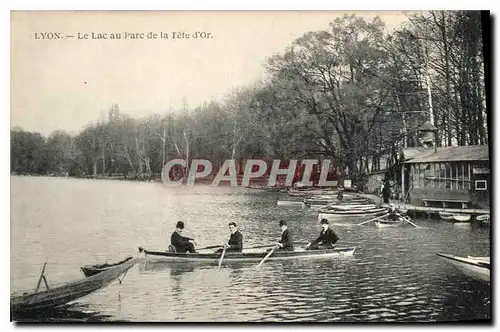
top-left (356, 193), bottom-right (490, 215)
top-left (386, 203), bottom-right (490, 215)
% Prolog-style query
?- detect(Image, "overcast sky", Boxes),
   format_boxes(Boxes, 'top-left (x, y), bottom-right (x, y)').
top-left (11, 11), bottom-right (418, 136)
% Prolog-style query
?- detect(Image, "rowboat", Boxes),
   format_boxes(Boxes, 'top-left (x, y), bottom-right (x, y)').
top-left (436, 253), bottom-right (490, 283)
top-left (80, 256), bottom-right (135, 277)
top-left (138, 246), bottom-right (356, 263)
top-left (324, 204), bottom-right (378, 211)
top-left (11, 258), bottom-right (135, 313)
top-left (476, 214), bottom-right (490, 226)
top-left (439, 212), bottom-right (454, 220)
top-left (453, 214), bottom-right (471, 222)
top-left (374, 219), bottom-right (404, 229)
top-left (476, 214), bottom-right (490, 222)
top-left (277, 199), bottom-right (305, 207)
top-left (318, 207), bottom-right (388, 220)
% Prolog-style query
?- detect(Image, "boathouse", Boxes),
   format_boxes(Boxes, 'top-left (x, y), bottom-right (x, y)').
top-left (401, 145), bottom-right (490, 209)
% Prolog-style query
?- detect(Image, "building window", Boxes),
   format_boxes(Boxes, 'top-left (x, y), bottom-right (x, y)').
top-left (475, 180), bottom-right (487, 191)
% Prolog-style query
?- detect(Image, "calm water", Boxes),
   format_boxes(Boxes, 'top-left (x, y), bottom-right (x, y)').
top-left (10, 176), bottom-right (491, 322)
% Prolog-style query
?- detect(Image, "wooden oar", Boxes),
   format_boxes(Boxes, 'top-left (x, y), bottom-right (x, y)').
top-left (197, 244), bottom-right (225, 251)
top-left (402, 216), bottom-right (423, 228)
top-left (217, 246), bottom-right (227, 271)
top-left (357, 213), bottom-right (389, 226)
top-left (245, 244), bottom-right (276, 250)
top-left (256, 245), bottom-right (279, 269)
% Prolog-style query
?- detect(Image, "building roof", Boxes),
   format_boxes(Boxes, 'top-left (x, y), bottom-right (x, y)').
top-left (401, 147), bottom-right (432, 161)
top-left (403, 145), bottom-right (489, 164)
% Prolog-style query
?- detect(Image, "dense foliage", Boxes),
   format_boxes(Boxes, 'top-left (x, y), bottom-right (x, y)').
top-left (11, 12), bottom-right (489, 186)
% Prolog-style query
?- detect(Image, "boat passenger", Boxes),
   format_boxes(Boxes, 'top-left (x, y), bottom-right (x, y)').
top-left (274, 220), bottom-right (294, 251)
top-left (387, 203), bottom-right (401, 221)
top-left (306, 219), bottom-right (339, 250)
top-left (171, 221), bottom-right (197, 253)
top-left (215, 222), bottom-right (243, 253)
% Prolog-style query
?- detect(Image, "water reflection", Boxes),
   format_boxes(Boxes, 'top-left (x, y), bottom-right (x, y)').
top-left (11, 303), bottom-right (115, 322)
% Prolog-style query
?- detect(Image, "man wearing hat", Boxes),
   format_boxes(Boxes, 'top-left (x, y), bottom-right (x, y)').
top-left (215, 222), bottom-right (243, 253)
top-left (306, 219), bottom-right (339, 250)
top-left (276, 220), bottom-right (294, 251)
top-left (171, 221), bottom-right (197, 253)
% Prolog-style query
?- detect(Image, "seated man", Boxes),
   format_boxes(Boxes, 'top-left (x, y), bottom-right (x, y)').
top-left (215, 222), bottom-right (243, 253)
top-left (171, 221), bottom-right (196, 253)
top-left (387, 203), bottom-right (401, 221)
top-left (276, 220), bottom-right (294, 251)
top-left (306, 219), bottom-right (339, 250)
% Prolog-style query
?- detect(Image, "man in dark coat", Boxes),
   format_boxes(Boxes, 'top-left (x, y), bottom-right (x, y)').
top-left (215, 222), bottom-right (243, 253)
top-left (306, 219), bottom-right (339, 250)
top-left (277, 220), bottom-right (294, 251)
top-left (171, 221), bottom-right (196, 253)
top-left (382, 177), bottom-right (391, 204)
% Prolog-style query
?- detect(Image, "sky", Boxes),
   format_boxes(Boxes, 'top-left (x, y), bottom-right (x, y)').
top-left (10, 11), bottom-right (418, 136)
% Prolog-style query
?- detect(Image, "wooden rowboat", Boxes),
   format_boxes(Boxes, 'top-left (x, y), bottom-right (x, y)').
top-left (318, 207), bottom-right (388, 220)
top-left (277, 199), bottom-right (305, 207)
top-left (436, 253), bottom-right (490, 283)
top-left (138, 246), bottom-right (356, 263)
top-left (453, 214), bottom-right (471, 222)
top-left (439, 212), bottom-right (454, 220)
top-left (374, 219), bottom-right (404, 229)
top-left (80, 256), bottom-right (135, 277)
top-left (11, 259), bottom-right (135, 313)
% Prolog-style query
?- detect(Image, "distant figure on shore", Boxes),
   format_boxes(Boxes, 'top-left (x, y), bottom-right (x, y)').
top-left (382, 177), bottom-right (391, 203)
top-left (171, 221), bottom-right (196, 253)
top-left (337, 186), bottom-right (344, 201)
top-left (215, 222), bottom-right (243, 253)
top-left (306, 219), bottom-right (339, 250)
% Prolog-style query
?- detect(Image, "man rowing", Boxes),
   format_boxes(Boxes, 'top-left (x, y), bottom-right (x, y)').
top-left (171, 221), bottom-right (197, 253)
top-left (387, 203), bottom-right (403, 221)
top-left (215, 222), bottom-right (243, 253)
top-left (271, 220), bottom-right (294, 251)
top-left (306, 219), bottom-right (339, 250)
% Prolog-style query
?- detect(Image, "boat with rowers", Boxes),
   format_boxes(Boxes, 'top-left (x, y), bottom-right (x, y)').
top-left (138, 246), bottom-right (356, 263)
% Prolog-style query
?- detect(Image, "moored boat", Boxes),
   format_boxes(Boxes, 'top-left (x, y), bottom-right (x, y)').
top-left (11, 258), bottom-right (136, 313)
top-left (374, 219), bottom-right (404, 229)
top-left (439, 212), bottom-right (454, 220)
top-left (277, 199), bottom-right (305, 207)
top-left (475, 214), bottom-right (490, 226)
top-left (138, 246), bottom-right (356, 263)
top-left (436, 253), bottom-right (490, 283)
top-left (453, 214), bottom-right (471, 222)
top-left (80, 256), bottom-right (135, 277)
top-left (318, 207), bottom-right (388, 220)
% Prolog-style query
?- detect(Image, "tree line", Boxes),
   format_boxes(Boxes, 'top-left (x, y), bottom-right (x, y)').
top-left (11, 11), bottom-right (489, 188)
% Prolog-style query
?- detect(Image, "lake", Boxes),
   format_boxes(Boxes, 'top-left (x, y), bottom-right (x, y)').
top-left (10, 176), bottom-right (491, 322)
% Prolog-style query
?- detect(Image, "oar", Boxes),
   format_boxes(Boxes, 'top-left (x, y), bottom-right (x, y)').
top-left (402, 216), bottom-right (422, 228)
top-left (197, 245), bottom-right (226, 251)
top-left (245, 244), bottom-right (276, 250)
top-left (357, 213), bottom-right (389, 226)
top-left (256, 245), bottom-right (279, 269)
top-left (217, 246), bottom-right (227, 271)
